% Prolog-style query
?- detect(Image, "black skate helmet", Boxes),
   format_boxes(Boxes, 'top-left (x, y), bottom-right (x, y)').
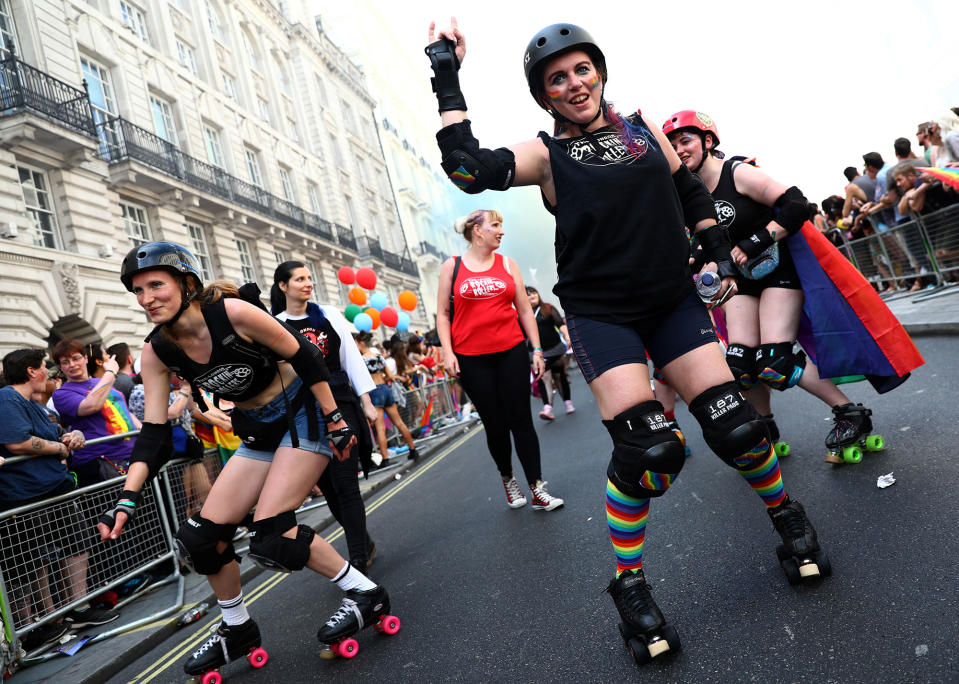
top-left (120, 241), bottom-right (203, 292)
top-left (523, 23), bottom-right (607, 101)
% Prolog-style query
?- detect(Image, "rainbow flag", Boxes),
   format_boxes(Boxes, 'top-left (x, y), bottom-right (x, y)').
top-left (919, 167), bottom-right (959, 192)
top-left (415, 395), bottom-right (434, 437)
top-left (193, 421), bottom-right (242, 462)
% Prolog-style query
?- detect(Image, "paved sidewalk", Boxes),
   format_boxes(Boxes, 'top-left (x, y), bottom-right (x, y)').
top-left (882, 283), bottom-right (959, 336)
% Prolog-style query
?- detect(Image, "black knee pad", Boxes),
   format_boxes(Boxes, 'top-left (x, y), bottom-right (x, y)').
top-left (248, 511), bottom-right (315, 573)
top-left (725, 344), bottom-right (759, 391)
top-left (602, 400), bottom-right (686, 499)
top-left (688, 382), bottom-right (771, 470)
top-left (756, 342), bottom-right (806, 391)
top-left (174, 513), bottom-right (239, 575)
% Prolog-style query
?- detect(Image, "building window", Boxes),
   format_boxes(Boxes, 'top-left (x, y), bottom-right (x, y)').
top-left (120, 202), bottom-right (152, 247)
top-left (119, 1), bottom-right (150, 44)
top-left (341, 100), bottom-right (357, 134)
top-left (329, 133), bottom-right (344, 169)
top-left (307, 183), bottom-right (322, 216)
top-left (221, 73), bottom-right (238, 103)
top-left (235, 238), bottom-right (257, 284)
top-left (186, 224), bottom-right (214, 281)
top-left (17, 166), bottom-right (60, 249)
top-left (242, 31), bottom-right (260, 71)
top-left (256, 97), bottom-right (270, 124)
top-left (313, 74), bottom-right (328, 107)
top-left (288, 117), bottom-right (299, 143)
top-left (305, 260), bottom-right (322, 302)
top-left (274, 57), bottom-right (290, 95)
top-left (203, 126), bottom-right (224, 168)
top-left (80, 57), bottom-right (119, 155)
top-left (150, 95), bottom-right (178, 146)
top-left (274, 248), bottom-right (286, 265)
top-left (245, 149), bottom-right (263, 187)
top-left (176, 40), bottom-right (198, 76)
top-left (0, 0), bottom-right (19, 56)
top-left (345, 195), bottom-right (358, 231)
top-left (205, 1), bottom-right (223, 40)
top-left (279, 168), bottom-right (295, 202)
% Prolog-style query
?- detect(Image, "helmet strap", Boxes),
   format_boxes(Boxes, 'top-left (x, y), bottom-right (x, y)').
top-left (162, 279), bottom-right (197, 330)
top-left (691, 134), bottom-right (709, 174)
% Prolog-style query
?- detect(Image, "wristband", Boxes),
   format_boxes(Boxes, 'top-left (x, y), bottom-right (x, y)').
top-left (179, 391), bottom-right (190, 398)
top-left (324, 408), bottom-right (344, 424)
top-left (103, 369), bottom-right (117, 378)
top-left (736, 229), bottom-right (775, 259)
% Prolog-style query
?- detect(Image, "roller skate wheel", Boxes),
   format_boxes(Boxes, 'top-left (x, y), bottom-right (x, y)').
top-left (814, 549), bottom-right (832, 577)
top-left (780, 556), bottom-right (802, 585)
top-left (865, 435), bottom-right (884, 451)
top-left (201, 671), bottom-right (222, 684)
top-left (248, 647), bottom-right (268, 668)
top-left (627, 637), bottom-right (651, 665)
top-left (336, 638), bottom-right (359, 659)
top-left (661, 624), bottom-right (682, 653)
top-left (319, 645), bottom-right (336, 660)
top-left (376, 615), bottom-right (401, 635)
top-left (647, 637), bottom-right (670, 658)
top-left (774, 441), bottom-right (790, 458)
top-left (842, 445), bottom-right (862, 463)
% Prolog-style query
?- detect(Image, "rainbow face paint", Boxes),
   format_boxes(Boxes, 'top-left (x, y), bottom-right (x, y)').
top-left (588, 74), bottom-right (601, 90)
top-left (546, 87), bottom-right (562, 102)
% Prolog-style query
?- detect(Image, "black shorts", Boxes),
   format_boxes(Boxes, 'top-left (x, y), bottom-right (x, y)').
top-left (566, 290), bottom-right (718, 383)
top-left (736, 241), bottom-right (803, 298)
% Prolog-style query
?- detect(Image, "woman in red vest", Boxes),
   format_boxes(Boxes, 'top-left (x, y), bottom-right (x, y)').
top-left (436, 209), bottom-right (564, 511)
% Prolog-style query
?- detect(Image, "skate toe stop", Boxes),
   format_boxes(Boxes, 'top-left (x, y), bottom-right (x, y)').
top-left (799, 564), bottom-right (820, 578)
top-left (648, 638), bottom-right (670, 658)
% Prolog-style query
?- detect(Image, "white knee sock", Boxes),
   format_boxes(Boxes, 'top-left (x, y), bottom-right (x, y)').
top-left (332, 561), bottom-right (376, 592)
top-left (218, 591), bottom-right (250, 626)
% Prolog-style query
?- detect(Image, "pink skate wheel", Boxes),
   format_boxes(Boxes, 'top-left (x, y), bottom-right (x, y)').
top-left (248, 647), bottom-right (269, 668)
top-left (379, 615), bottom-right (401, 635)
top-left (201, 671), bottom-right (222, 684)
top-left (337, 638), bottom-right (359, 658)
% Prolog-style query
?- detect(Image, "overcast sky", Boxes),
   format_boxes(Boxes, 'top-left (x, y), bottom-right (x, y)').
top-left (318, 0), bottom-right (958, 295)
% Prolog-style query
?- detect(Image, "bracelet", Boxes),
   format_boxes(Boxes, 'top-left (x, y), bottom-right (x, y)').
top-left (103, 369), bottom-right (117, 377)
top-left (179, 391), bottom-right (190, 398)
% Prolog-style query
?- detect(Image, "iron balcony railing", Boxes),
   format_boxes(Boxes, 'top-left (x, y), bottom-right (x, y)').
top-left (418, 240), bottom-right (443, 259)
top-left (357, 234), bottom-right (384, 261)
top-left (382, 249), bottom-right (402, 271)
top-left (0, 52), bottom-right (96, 137)
top-left (400, 257), bottom-right (419, 277)
top-left (95, 115), bottom-right (355, 252)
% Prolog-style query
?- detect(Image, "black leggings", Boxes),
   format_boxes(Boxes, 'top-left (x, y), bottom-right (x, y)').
top-left (536, 355), bottom-right (570, 406)
top-left (457, 342), bottom-right (542, 486)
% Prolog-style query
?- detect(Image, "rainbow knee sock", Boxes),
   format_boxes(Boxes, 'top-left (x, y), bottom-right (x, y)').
top-left (737, 445), bottom-right (786, 508)
top-left (606, 480), bottom-right (649, 576)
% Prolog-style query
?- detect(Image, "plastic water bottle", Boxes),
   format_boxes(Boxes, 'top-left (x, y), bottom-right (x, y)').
top-left (176, 602), bottom-right (209, 627)
top-left (696, 270), bottom-right (721, 301)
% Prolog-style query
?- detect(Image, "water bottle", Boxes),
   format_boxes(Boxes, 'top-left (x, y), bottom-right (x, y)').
top-left (696, 270), bottom-right (721, 301)
top-left (176, 602), bottom-right (209, 627)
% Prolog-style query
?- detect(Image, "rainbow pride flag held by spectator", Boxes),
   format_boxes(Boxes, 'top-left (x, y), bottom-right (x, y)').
top-left (788, 221), bottom-right (924, 392)
top-left (919, 167), bottom-right (959, 192)
top-left (415, 396), bottom-right (434, 438)
top-left (194, 421), bottom-right (242, 462)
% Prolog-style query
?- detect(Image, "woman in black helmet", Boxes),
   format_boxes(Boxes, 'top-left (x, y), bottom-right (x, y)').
top-left (99, 242), bottom-right (397, 678)
top-left (425, 19), bottom-right (829, 665)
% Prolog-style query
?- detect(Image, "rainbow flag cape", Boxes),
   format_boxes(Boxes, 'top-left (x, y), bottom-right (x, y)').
top-left (788, 221), bottom-right (924, 392)
top-left (415, 395), bottom-right (434, 437)
top-left (919, 167), bottom-right (959, 192)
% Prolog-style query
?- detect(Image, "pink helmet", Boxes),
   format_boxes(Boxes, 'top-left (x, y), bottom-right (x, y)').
top-left (662, 110), bottom-right (720, 146)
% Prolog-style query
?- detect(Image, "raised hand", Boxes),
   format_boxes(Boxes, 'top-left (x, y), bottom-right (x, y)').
top-left (428, 16), bottom-right (466, 65)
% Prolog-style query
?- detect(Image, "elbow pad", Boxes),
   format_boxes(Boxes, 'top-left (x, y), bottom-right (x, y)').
top-left (673, 164), bottom-right (718, 226)
top-left (129, 422), bottom-right (173, 481)
top-left (697, 225), bottom-right (738, 280)
top-left (436, 120), bottom-right (515, 194)
top-left (285, 328), bottom-right (330, 388)
top-left (773, 186), bottom-right (809, 235)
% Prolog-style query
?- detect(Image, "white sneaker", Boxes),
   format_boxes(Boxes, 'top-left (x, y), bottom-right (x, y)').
top-left (538, 404), bottom-right (554, 421)
top-left (564, 400), bottom-right (575, 414)
top-left (503, 477), bottom-right (527, 508)
top-left (530, 480), bottom-right (564, 511)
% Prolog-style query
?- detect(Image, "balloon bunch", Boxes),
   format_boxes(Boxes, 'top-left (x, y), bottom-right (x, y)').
top-left (337, 266), bottom-right (417, 333)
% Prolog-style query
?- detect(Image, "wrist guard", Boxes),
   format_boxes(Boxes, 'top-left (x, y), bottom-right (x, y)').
top-left (98, 489), bottom-right (141, 530)
top-left (425, 38), bottom-right (467, 113)
top-left (130, 422), bottom-right (173, 481)
top-left (697, 225), bottom-right (738, 280)
top-left (673, 164), bottom-right (718, 226)
top-left (737, 229), bottom-right (775, 259)
top-left (327, 426), bottom-right (355, 453)
top-left (773, 186), bottom-right (810, 235)
top-left (323, 408), bottom-right (344, 424)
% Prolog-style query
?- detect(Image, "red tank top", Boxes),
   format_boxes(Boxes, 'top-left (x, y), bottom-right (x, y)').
top-left (451, 253), bottom-right (525, 355)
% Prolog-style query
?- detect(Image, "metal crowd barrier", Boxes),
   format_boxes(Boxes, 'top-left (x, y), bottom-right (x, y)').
top-left (384, 378), bottom-right (463, 447)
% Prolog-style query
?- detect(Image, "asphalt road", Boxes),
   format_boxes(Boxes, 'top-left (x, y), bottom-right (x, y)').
top-left (112, 335), bottom-right (959, 683)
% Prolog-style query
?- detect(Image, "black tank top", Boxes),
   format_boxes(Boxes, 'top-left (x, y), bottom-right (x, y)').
top-left (534, 305), bottom-right (563, 351)
top-left (279, 306), bottom-right (343, 374)
top-left (538, 114), bottom-right (693, 321)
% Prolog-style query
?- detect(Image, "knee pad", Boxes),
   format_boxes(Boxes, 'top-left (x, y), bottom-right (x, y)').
top-left (756, 343), bottom-right (806, 391)
top-left (248, 511), bottom-right (315, 573)
top-left (689, 382), bottom-right (771, 470)
top-left (602, 400), bottom-right (686, 499)
top-left (174, 513), bottom-right (239, 575)
top-left (725, 344), bottom-right (759, 391)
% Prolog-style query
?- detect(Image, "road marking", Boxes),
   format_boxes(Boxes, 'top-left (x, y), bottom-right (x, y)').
top-left (129, 425), bottom-right (480, 683)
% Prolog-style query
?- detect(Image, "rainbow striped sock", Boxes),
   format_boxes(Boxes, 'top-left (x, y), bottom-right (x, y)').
top-left (606, 480), bottom-right (650, 576)
top-left (737, 444), bottom-right (787, 508)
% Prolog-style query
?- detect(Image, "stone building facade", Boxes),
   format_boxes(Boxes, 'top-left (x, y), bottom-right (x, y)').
top-left (0, 0), bottom-right (425, 358)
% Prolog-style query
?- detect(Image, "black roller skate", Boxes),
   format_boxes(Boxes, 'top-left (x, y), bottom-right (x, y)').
top-left (761, 413), bottom-right (790, 458)
top-left (184, 619), bottom-right (267, 684)
top-left (768, 499), bottom-right (831, 585)
top-left (316, 585), bottom-right (400, 660)
top-left (606, 569), bottom-right (681, 665)
top-left (666, 419), bottom-right (691, 458)
top-left (824, 403), bottom-right (884, 465)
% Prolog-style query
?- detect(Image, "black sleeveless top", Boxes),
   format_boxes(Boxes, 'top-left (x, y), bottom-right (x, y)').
top-left (148, 298), bottom-right (278, 401)
top-left (538, 113), bottom-right (693, 321)
top-left (279, 304), bottom-right (343, 374)
top-left (534, 304), bottom-right (564, 351)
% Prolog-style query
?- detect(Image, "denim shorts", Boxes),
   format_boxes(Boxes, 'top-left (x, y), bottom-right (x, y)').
top-left (566, 289), bottom-right (718, 383)
top-left (369, 383), bottom-right (395, 408)
top-left (232, 377), bottom-right (332, 462)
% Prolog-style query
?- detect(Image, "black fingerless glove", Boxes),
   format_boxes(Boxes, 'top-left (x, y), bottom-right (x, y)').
top-left (425, 38), bottom-right (467, 113)
top-left (736, 229), bottom-right (775, 259)
top-left (98, 489), bottom-right (140, 531)
top-left (697, 225), bottom-right (738, 280)
top-left (327, 426), bottom-right (355, 453)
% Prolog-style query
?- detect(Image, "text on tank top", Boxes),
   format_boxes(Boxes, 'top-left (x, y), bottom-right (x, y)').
top-left (277, 305), bottom-right (343, 374)
top-left (451, 252), bottom-right (524, 355)
top-left (538, 112), bottom-right (693, 321)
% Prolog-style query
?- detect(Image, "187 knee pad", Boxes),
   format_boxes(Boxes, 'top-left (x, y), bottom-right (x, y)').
top-left (174, 513), bottom-right (239, 575)
top-left (726, 344), bottom-right (759, 391)
top-left (248, 511), bottom-right (315, 573)
top-left (756, 342), bottom-right (806, 391)
top-left (689, 382), bottom-right (771, 470)
top-left (602, 400), bottom-right (686, 499)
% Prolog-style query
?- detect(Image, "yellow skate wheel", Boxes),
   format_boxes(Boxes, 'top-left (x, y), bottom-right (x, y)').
top-left (865, 435), bottom-right (884, 451)
top-left (842, 445), bottom-right (862, 463)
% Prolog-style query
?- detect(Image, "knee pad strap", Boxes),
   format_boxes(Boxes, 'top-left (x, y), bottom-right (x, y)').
top-left (689, 382), bottom-right (771, 470)
top-left (726, 344), bottom-right (759, 391)
top-left (757, 342), bottom-right (806, 391)
top-left (248, 511), bottom-right (315, 573)
top-left (174, 513), bottom-right (239, 576)
top-left (602, 400), bottom-right (685, 499)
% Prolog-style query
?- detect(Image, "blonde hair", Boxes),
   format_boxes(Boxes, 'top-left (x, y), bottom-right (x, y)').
top-left (453, 209), bottom-right (504, 242)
